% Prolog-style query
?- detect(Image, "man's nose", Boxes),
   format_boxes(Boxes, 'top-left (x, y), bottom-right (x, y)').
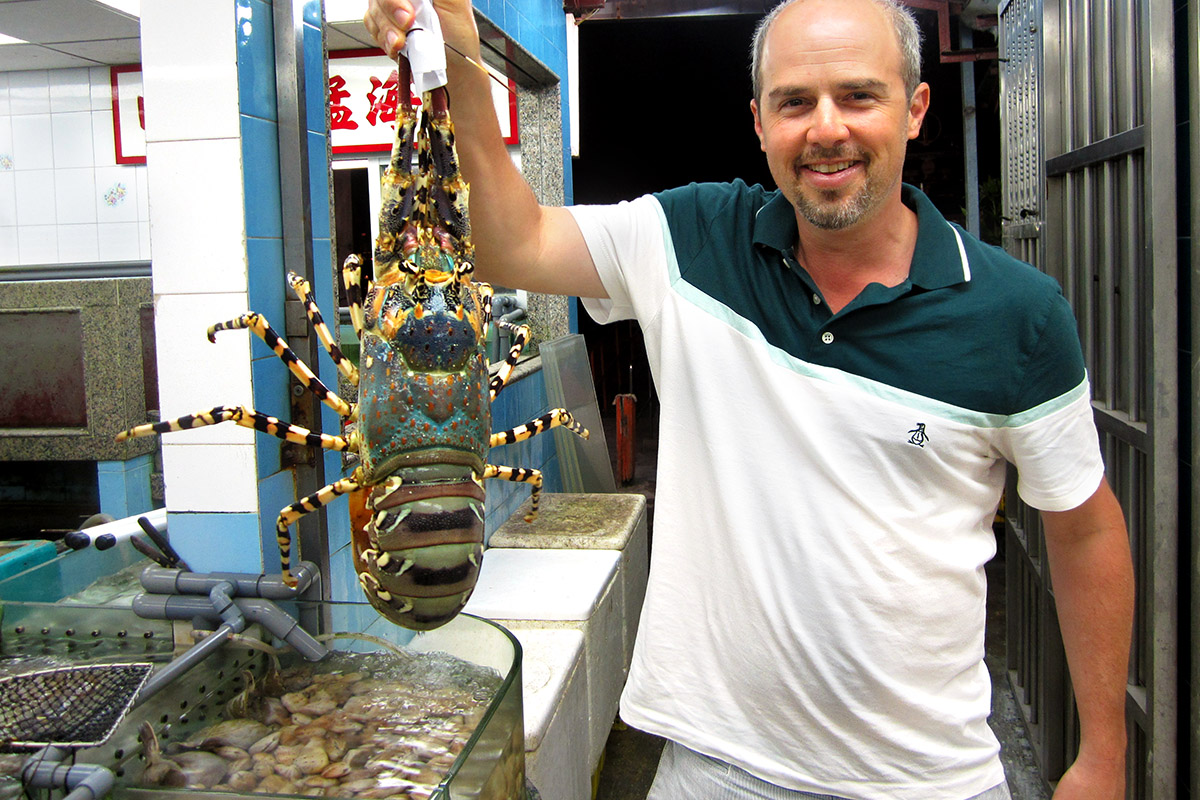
top-left (806, 98), bottom-right (849, 146)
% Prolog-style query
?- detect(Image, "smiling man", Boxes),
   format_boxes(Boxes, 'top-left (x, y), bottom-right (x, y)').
top-left (749, 0), bottom-right (930, 312)
top-left (363, 0), bottom-right (1134, 797)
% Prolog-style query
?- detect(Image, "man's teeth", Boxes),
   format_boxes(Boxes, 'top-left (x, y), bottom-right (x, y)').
top-left (809, 162), bottom-right (853, 174)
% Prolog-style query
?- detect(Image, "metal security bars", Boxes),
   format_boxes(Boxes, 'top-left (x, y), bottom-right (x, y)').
top-left (999, 0), bottom-right (1178, 797)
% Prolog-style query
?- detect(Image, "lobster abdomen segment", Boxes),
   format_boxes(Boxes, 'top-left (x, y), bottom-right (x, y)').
top-left (353, 475), bottom-right (485, 630)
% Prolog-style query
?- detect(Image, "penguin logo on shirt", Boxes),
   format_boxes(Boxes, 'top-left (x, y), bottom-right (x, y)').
top-left (907, 423), bottom-right (929, 447)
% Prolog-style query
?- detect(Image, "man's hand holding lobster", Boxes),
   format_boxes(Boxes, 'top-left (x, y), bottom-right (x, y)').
top-left (364, 0), bottom-right (480, 64)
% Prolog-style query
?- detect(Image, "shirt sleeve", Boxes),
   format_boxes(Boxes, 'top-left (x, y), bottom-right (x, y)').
top-left (997, 378), bottom-right (1106, 512)
top-left (994, 280), bottom-right (1104, 512)
top-left (567, 195), bottom-right (672, 326)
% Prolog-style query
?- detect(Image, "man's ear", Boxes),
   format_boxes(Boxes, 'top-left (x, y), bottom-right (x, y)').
top-left (751, 98), bottom-right (766, 151)
top-left (906, 82), bottom-right (931, 140)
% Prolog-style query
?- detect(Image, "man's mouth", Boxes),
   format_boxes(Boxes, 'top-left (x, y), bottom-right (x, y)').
top-left (806, 161), bottom-right (856, 174)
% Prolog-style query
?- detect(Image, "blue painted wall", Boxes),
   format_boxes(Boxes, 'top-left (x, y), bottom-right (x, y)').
top-left (473, 0), bottom-right (574, 204)
top-left (232, 0), bottom-right (353, 580)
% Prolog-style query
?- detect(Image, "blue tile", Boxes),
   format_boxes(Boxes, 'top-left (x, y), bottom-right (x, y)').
top-left (308, 135), bottom-right (331, 238)
top-left (309, 237), bottom-right (336, 317)
top-left (241, 114), bottom-right (284, 238)
top-left (328, 542), bottom-right (357, 602)
top-left (254, 433), bottom-right (283, 485)
top-left (304, 23), bottom-right (326, 134)
top-left (320, 402), bottom-right (344, 444)
top-left (541, 451), bottom-right (562, 492)
top-left (257, 469), bottom-right (298, 577)
top-left (324, 474), bottom-right (352, 553)
top-left (237, 0), bottom-right (278, 121)
top-left (251, 356), bottom-right (289, 478)
top-left (360, 613), bottom-right (418, 647)
top-left (303, 0), bottom-right (322, 27)
top-left (246, 237), bottom-right (287, 330)
top-left (169, 511), bottom-right (265, 575)
top-left (96, 456), bottom-right (154, 518)
top-left (337, 604), bottom-right (389, 644)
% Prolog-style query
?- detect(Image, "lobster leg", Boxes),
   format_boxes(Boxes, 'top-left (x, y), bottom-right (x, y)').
top-left (478, 282), bottom-right (494, 335)
top-left (275, 476), bottom-right (363, 586)
top-left (287, 271), bottom-right (359, 386)
top-left (342, 255), bottom-right (371, 340)
top-left (488, 321), bottom-right (530, 400)
top-left (208, 313), bottom-right (353, 420)
top-left (489, 408), bottom-right (589, 447)
top-left (116, 406), bottom-right (351, 451)
top-left (482, 464), bottom-right (545, 521)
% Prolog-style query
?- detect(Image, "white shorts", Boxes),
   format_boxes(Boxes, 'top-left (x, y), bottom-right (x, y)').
top-left (646, 741), bottom-right (1014, 800)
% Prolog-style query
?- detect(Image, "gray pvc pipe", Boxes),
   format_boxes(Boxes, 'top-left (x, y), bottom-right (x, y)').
top-left (21, 747), bottom-right (115, 800)
top-left (238, 597), bottom-right (327, 661)
top-left (134, 582), bottom-right (247, 705)
top-left (138, 561), bottom-right (318, 599)
top-left (132, 594), bottom-right (327, 662)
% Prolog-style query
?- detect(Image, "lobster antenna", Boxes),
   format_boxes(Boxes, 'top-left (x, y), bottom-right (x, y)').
top-left (442, 40), bottom-right (513, 92)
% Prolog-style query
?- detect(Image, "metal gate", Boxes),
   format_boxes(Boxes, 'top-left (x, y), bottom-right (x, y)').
top-left (998, 0), bottom-right (1178, 797)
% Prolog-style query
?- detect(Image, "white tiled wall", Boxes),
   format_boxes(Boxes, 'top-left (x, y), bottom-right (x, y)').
top-left (0, 68), bottom-right (150, 266)
top-left (140, 0), bottom-right (255, 521)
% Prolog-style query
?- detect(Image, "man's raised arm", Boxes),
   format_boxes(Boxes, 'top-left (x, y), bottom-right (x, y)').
top-left (364, 0), bottom-right (607, 298)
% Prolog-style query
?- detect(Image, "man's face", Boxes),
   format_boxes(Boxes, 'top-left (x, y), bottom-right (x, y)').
top-left (750, 0), bottom-right (929, 231)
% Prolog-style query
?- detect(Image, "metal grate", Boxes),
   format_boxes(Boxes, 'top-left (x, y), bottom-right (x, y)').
top-left (1001, 0), bottom-right (1179, 795)
top-left (0, 663), bottom-right (152, 751)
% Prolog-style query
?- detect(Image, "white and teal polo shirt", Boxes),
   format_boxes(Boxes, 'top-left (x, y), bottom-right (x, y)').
top-left (571, 182), bottom-right (1103, 800)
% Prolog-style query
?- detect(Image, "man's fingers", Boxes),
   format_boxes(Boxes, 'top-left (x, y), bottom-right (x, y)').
top-left (363, 0), bottom-right (413, 58)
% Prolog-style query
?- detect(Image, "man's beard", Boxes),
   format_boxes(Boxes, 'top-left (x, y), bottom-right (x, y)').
top-left (791, 147), bottom-right (879, 230)
top-left (795, 184), bottom-right (876, 230)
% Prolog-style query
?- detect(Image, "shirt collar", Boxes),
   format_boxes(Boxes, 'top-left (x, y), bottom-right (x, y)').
top-left (752, 183), bottom-right (972, 290)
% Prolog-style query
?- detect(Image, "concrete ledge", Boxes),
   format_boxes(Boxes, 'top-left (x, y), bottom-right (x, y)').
top-left (491, 493), bottom-right (648, 674)
top-left (505, 625), bottom-right (590, 800)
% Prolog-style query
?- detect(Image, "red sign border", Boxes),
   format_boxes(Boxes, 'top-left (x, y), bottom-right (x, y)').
top-left (110, 64), bottom-right (147, 166)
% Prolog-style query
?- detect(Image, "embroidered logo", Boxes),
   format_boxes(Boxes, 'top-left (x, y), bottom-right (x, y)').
top-left (907, 423), bottom-right (928, 447)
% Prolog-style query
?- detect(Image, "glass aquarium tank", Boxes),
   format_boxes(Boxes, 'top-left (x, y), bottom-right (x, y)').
top-left (0, 550), bottom-right (526, 800)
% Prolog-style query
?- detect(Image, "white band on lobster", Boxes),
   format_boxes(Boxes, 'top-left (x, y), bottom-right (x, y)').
top-left (404, 0), bottom-right (448, 93)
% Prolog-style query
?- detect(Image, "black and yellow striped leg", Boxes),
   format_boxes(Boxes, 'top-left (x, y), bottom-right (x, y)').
top-left (478, 282), bottom-right (494, 335)
top-left (488, 322), bottom-right (530, 400)
top-left (489, 408), bottom-right (589, 448)
top-left (342, 255), bottom-right (371, 340)
top-left (482, 464), bottom-right (545, 522)
top-left (207, 313), bottom-right (353, 420)
top-left (287, 271), bottom-right (359, 386)
top-left (116, 406), bottom-right (352, 450)
top-left (276, 477), bottom-right (362, 586)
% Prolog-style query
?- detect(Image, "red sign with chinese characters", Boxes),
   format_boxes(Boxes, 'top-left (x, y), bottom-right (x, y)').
top-left (107, 52), bottom-right (519, 164)
top-left (330, 49), bottom-right (518, 153)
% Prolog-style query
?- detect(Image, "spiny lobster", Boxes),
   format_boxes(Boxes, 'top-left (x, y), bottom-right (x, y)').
top-left (117, 57), bottom-right (588, 630)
